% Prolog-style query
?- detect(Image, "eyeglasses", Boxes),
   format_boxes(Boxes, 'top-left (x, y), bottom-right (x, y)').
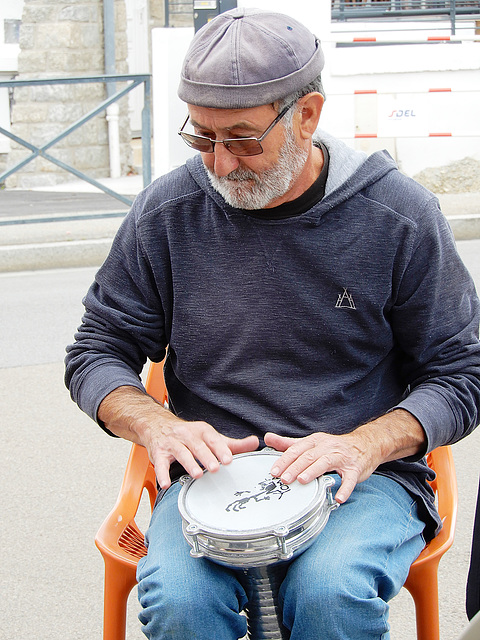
top-left (178, 102), bottom-right (295, 157)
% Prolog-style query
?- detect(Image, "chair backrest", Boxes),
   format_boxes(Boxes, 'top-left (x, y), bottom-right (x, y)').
top-left (426, 446), bottom-right (458, 546)
top-left (145, 359), bottom-right (168, 405)
top-left (102, 358), bottom-right (168, 530)
top-left (403, 442), bottom-right (457, 609)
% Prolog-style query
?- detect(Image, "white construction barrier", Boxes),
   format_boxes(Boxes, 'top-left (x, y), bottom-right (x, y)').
top-left (151, 5), bottom-right (480, 179)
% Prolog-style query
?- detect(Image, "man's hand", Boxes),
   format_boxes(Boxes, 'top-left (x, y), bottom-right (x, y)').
top-left (144, 413), bottom-right (259, 489)
top-left (264, 409), bottom-right (426, 504)
top-left (98, 385), bottom-right (259, 489)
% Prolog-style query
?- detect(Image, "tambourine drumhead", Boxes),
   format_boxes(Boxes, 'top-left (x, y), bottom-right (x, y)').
top-left (178, 450), bottom-right (338, 568)
top-left (182, 450), bottom-right (318, 532)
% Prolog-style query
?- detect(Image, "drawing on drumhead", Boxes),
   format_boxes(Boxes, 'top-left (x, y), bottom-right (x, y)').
top-left (225, 477), bottom-right (291, 512)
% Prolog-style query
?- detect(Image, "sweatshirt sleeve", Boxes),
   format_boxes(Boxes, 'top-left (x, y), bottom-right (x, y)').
top-left (64, 205), bottom-right (168, 430)
top-left (392, 197), bottom-right (480, 453)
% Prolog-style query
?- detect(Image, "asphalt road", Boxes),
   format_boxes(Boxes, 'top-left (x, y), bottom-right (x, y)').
top-left (1, 245), bottom-right (480, 639)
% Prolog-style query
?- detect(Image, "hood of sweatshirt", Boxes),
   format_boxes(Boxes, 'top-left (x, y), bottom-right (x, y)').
top-left (184, 128), bottom-right (399, 219)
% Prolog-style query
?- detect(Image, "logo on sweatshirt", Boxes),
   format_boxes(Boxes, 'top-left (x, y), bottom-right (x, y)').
top-left (335, 288), bottom-right (356, 310)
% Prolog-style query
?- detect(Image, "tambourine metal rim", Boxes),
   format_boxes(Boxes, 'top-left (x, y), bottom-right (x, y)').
top-left (177, 450), bottom-right (339, 568)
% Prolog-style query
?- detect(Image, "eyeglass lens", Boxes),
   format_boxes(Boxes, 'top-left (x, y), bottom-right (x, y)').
top-left (180, 132), bottom-right (263, 157)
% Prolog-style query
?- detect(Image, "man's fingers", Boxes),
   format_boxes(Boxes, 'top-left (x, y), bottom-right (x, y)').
top-left (279, 450), bottom-right (332, 484)
top-left (150, 425), bottom-right (260, 488)
top-left (265, 432), bottom-right (367, 505)
top-left (264, 431), bottom-right (296, 452)
top-left (294, 457), bottom-right (358, 503)
top-left (147, 422), bottom-right (211, 486)
top-left (153, 453), bottom-right (175, 489)
top-left (226, 434), bottom-right (260, 456)
top-left (198, 431), bottom-right (259, 469)
top-left (334, 472), bottom-right (357, 504)
top-left (266, 433), bottom-right (313, 479)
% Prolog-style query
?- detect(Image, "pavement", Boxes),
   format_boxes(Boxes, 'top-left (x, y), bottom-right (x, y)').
top-left (0, 175), bottom-right (480, 272)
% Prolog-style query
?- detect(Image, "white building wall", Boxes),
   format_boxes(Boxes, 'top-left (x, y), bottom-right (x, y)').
top-left (125, 0), bottom-right (150, 134)
top-left (0, 0), bottom-right (24, 154)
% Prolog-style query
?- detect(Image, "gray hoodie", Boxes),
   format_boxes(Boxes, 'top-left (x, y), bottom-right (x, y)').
top-left (65, 135), bottom-right (480, 540)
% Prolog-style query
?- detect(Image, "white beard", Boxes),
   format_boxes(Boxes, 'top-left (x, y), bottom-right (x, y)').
top-left (206, 124), bottom-right (309, 210)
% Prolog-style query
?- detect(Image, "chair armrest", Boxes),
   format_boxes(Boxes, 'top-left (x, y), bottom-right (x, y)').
top-left (406, 446), bottom-right (458, 578)
top-left (95, 444), bottom-right (156, 563)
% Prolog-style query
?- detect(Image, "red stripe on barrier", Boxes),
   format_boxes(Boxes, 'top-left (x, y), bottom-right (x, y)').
top-left (429, 88), bottom-right (452, 92)
top-left (354, 90), bottom-right (377, 95)
top-left (429, 133), bottom-right (452, 137)
top-left (355, 134), bottom-right (378, 138)
top-left (353, 37), bottom-right (377, 42)
top-left (428, 36), bottom-right (450, 41)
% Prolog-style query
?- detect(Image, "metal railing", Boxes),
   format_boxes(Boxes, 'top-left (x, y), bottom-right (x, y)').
top-left (0, 74), bottom-right (152, 206)
top-left (332, 1), bottom-right (480, 36)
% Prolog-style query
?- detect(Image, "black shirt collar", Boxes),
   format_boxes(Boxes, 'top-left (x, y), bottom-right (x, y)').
top-left (242, 142), bottom-right (329, 220)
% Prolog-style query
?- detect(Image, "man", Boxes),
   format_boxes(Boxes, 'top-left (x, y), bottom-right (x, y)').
top-left (467, 478), bottom-right (480, 621)
top-left (65, 8), bottom-right (480, 639)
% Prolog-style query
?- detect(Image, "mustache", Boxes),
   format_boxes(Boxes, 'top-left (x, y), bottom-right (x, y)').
top-left (211, 167), bottom-right (258, 183)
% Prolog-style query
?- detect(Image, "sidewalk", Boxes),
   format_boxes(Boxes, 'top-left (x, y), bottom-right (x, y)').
top-left (440, 192), bottom-right (480, 242)
top-left (1, 175), bottom-right (479, 273)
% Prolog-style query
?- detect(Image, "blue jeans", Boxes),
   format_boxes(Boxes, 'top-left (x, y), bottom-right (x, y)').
top-left (137, 474), bottom-right (425, 639)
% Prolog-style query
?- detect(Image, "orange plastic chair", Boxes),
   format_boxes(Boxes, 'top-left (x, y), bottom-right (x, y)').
top-left (95, 361), bottom-right (165, 640)
top-left (403, 444), bottom-right (458, 640)
top-left (95, 361), bottom-right (458, 640)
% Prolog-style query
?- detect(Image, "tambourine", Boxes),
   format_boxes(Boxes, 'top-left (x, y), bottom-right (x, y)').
top-left (178, 449), bottom-right (338, 569)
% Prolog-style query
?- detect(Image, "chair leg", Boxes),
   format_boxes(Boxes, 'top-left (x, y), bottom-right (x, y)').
top-left (102, 556), bottom-right (138, 640)
top-left (405, 563), bottom-right (440, 640)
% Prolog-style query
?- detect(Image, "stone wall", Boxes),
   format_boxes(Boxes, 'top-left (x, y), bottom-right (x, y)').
top-left (168, 1), bottom-right (193, 27)
top-left (150, 0), bottom-right (193, 28)
top-left (6, 0), bottom-right (131, 188)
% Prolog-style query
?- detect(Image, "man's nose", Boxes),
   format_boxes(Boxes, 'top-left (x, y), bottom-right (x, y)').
top-left (212, 142), bottom-right (240, 177)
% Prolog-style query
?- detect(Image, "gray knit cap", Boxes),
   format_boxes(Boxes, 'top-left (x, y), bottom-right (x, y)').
top-left (178, 7), bottom-right (324, 109)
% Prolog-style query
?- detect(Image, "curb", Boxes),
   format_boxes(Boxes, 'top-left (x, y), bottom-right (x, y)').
top-left (0, 238), bottom-right (113, 273)
top-left (447, 215), bottom-right (480, 242)
top-left (0, 212), bottom-right (123, 273)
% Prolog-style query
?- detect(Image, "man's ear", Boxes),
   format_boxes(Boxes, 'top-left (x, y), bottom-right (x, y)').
top-left (297, 92), bottom-right (324, 139)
